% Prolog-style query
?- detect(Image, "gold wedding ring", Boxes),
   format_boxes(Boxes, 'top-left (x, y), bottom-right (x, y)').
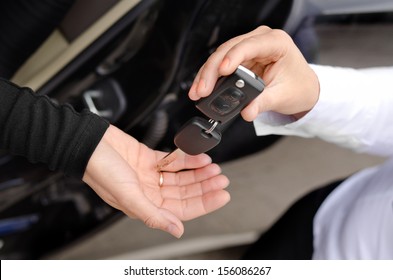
top-left (159, 171), bottom-right (164, 187)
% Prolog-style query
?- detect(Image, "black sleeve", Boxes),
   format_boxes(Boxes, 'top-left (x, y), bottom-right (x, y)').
top-left (0, 78), bottom-right (109, 179)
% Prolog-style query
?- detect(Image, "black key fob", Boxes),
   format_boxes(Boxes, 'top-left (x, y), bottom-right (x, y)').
top-left (174, 117), bottom-right (222, 155)
top-left (195, 65), bottom-right (265, 125)
top-left (169, 65), bottom-right (264, 157)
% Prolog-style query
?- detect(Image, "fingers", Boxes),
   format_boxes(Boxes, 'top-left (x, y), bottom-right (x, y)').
top-left (160, 163), bottom-right (223, 185)
top-left (130, 185), bottom-right (230, 236)
top-left (126, 200), bottom-right (185, 238)
top-left (188, 26), bottom-right (307, 121)
top-left (189, 26), bottom-right (279, 100)
top-left (159, 163), bottom-right (230, 202)
top-left (160, 173), bottom-right (229, 199)
top-left (136, 167), bottom-right (230, 237)
top-left (142, 207), bottom-right (185, 238)
top-left (161, 189), bottom-right (231, 221)
top-left (189, 26), bottom-right (297, 122)
top-left (85, 170), bottom-right (185, 238)
top-left (158, 165), bottom-right (230, 222)
top-left (218, 29), bottom-right (292, 74)
top-left (155, 161), bottom-right (230, 225)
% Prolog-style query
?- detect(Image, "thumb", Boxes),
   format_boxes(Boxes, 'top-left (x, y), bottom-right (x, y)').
top-left (240, 85), bottom-right (280, 121)
top-left (241, 95), bottom-right (264, 122)
top-left (143, 208), bottom-right (185, 238)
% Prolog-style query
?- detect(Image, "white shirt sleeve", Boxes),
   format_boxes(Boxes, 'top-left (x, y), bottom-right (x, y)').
top-left (253, 64), bottom-right (393, 157)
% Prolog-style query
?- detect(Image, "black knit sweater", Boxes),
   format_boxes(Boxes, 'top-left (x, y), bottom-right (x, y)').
top-left (0, 78), bottom-right (109, 178)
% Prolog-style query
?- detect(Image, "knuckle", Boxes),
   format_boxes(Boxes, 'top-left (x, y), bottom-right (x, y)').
top-left (271, 29), bottom-right (292, 42)
top-left (144, 215), bottom-right (160, 229)
top-left (215, 40), bottom-right (233, 54)
top-left (255, 25), bottom-right (271, 32)
top-left (203, 53), bottom-right (219, 70)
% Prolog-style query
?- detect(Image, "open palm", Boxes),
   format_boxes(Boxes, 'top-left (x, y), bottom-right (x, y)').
top-left (83, 125), bottom-right (230, 237)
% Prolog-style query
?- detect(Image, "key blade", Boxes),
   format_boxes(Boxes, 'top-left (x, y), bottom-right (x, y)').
top-left (156, 148), bottom-right (184, 171)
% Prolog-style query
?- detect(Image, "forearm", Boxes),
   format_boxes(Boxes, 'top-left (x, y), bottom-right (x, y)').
top-left (0, 78), bottom-right (109, 178)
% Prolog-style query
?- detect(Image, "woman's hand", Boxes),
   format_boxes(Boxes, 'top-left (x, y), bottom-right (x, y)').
top-left (83, 125), bottom-right (230, 238)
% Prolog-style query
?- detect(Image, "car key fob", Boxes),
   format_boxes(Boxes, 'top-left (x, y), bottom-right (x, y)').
top-left (195, 65), bottom-right (265, 125)
top-left (156, 66), bottom-right (264, 170)
top-left (156, 117), bottom-right (222, 170)
top-left (174, 116), bottom-right (222, 155)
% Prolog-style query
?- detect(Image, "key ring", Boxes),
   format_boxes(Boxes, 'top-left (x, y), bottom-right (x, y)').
top-left (204, 119), bottom-right (219, 134)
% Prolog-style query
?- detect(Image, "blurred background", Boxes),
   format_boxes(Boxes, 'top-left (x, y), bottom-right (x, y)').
top-left (1, 0), bottom-right (393, 259)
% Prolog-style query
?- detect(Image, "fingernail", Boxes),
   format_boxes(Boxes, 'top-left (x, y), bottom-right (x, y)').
top-left (189, 83), bottom-right (197, 93)
top-left (188, 83), bottom-right (198, 100)
top-left (166, 224), bottom-right (182, 238)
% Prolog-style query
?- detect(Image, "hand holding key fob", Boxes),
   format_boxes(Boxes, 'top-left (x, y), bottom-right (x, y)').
top-left (157, 65), bottom-right (265, 170)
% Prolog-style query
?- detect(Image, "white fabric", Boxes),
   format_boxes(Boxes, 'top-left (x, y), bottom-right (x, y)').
top-left (253, 65), bottom-right (393, 259)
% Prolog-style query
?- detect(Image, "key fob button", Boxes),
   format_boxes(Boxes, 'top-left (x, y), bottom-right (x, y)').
top-left (196, 66), bottom-right (265, 124)
top-left (235, 79), bottom-right (245, 88)
top-left (210, 88), bottom-right (244, 115)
